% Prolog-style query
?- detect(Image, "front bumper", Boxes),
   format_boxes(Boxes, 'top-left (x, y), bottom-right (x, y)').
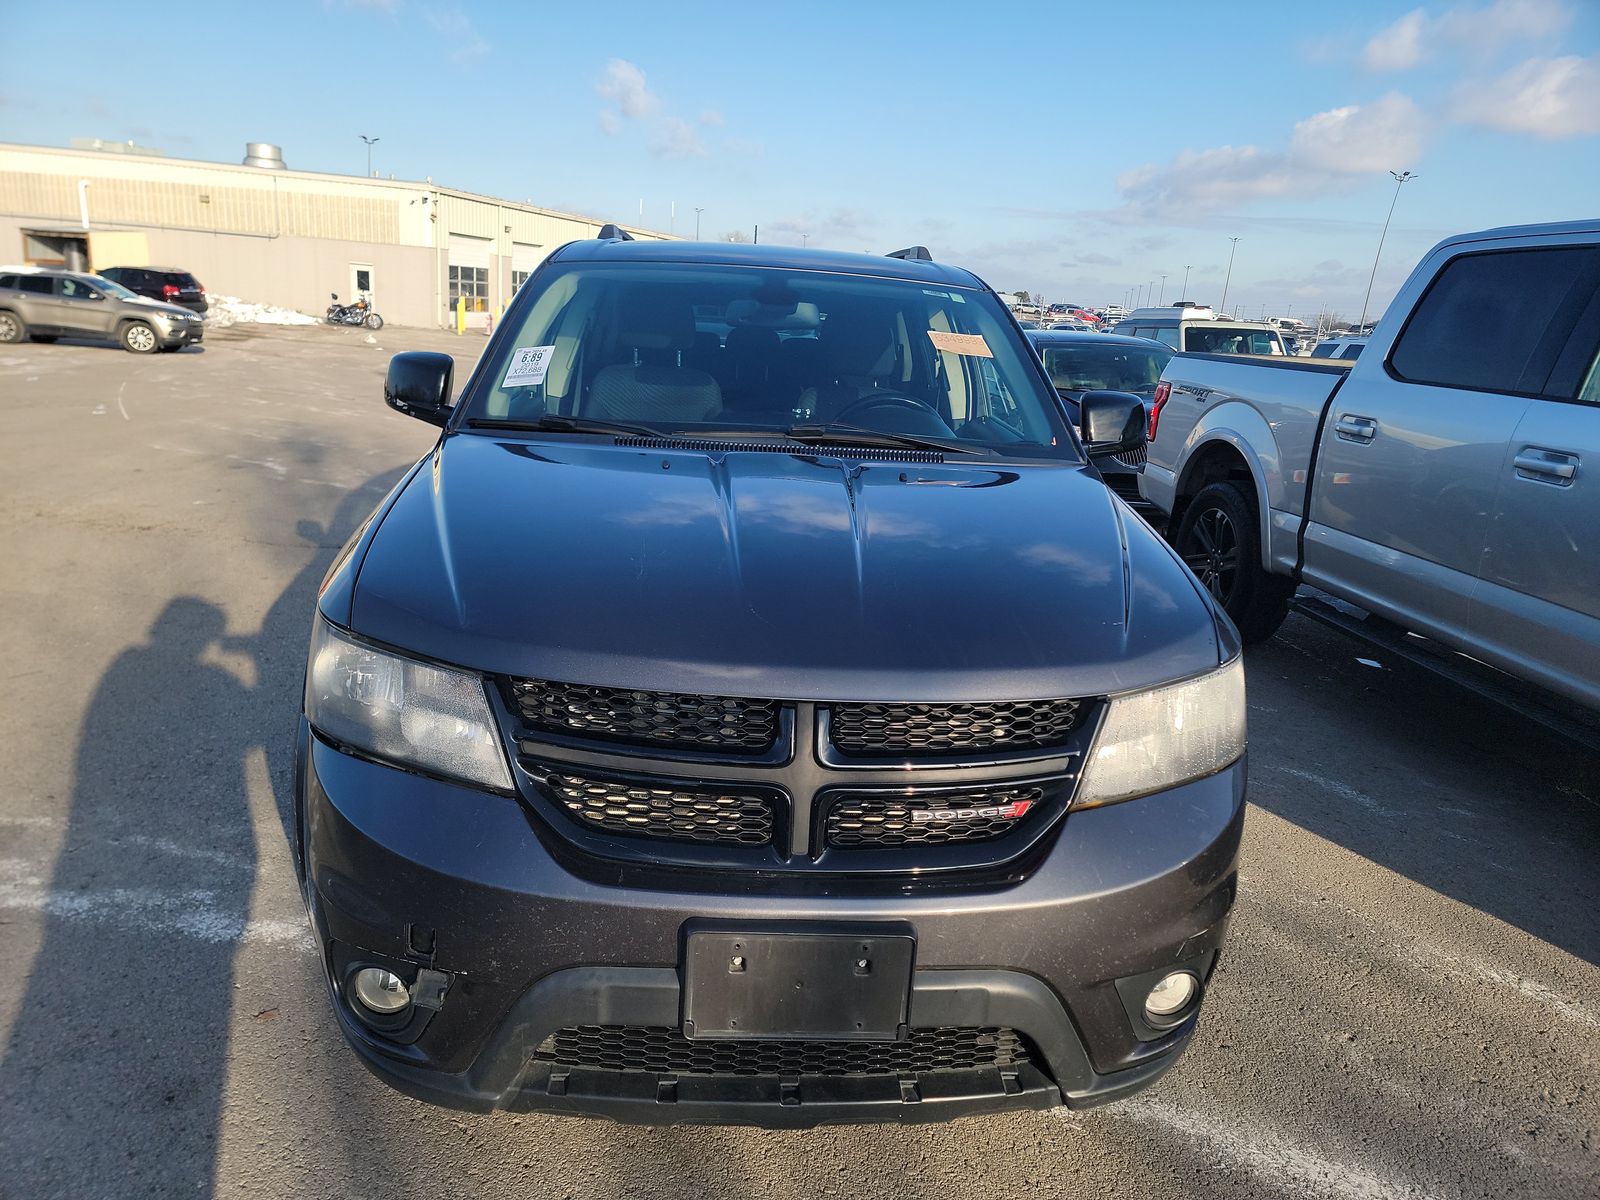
top-left (299, 727), bottom-right (1243, 1125)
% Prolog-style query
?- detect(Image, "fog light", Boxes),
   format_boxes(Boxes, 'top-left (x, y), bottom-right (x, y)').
top-left (1144, 971), bottom-right (1198, 1021)
top-left (351, 968), bottom-right (411, 1015)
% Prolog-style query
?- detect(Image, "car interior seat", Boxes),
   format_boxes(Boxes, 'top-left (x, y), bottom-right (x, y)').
top-left (588, 294), bottom-right (723, 424)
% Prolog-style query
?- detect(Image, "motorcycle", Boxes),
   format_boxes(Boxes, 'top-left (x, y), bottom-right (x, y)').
top-left (326, 292), bottom-right (384, 330)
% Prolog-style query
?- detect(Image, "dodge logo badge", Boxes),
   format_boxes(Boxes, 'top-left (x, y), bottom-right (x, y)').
top-left (909, 799), bottom-right (1034, 825)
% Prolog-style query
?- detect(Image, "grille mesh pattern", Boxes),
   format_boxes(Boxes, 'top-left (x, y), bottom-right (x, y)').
top-left (825, 787), bottom-right (1045, 847)
top-left (541, 771), bottom-right (775, 845)
top-left (533, 1025), bottom-right (1030, 1077)
top-left (829, 700), bottom-right (1083, 755)
top-left (511, 678), bottom-right (779, 753)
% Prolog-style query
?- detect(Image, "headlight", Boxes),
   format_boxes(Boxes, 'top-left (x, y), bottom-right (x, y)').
top-left (304, 618), bottom-right (512, 791)
top-left (1075, 657), bottom-right (1245, 808)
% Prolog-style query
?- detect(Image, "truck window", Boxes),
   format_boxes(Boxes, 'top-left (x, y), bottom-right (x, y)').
top-left (1337, 344), bottom-right (1364, 360)
top-left (1310, 342), bottom-right (1339, 358)
top-left (1389, 245), bottom-right (1600, 397)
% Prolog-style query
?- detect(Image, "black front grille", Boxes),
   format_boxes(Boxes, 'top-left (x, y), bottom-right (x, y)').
top-left (829, 700), bottom-right (1083, 756)
top-left (538, 770), bottom-right (776, 845)
top-left (510, 678), bottom-right (779, 754)
top-left (534, 1025), bottom-right (1030, 1077)
top-left (825, 787), bottom-right (1045, 847)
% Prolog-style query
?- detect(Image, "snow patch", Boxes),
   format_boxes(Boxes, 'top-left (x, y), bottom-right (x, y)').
top-left (205, 294), bottom-right (320, 328)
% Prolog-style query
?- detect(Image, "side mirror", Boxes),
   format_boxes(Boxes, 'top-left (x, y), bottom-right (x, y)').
top-left (1079, 390), bottom-right (1146, 460)
top-left (385, 351), bottom-right (454, 426)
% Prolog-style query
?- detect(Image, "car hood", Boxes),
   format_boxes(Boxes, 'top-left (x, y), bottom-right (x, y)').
top-left (124, 296), bottom-right (194, 318)
top-left (345, 434), bottom-right (1221, 701)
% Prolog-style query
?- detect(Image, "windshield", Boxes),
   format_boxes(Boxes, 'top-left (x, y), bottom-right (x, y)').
top-left (465, 262), bottom-right (1076, 460)
top-left (1039, 341), bottom-right (1171, 394)
top-left (1184, 325), bottom-right (1285, 355)
top-left (89, 275), bottom-right (139, 300)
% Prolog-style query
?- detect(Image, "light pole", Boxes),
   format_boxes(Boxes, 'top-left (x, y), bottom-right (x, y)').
top-left (801, 233), bottom-right (809, 247)
top-left (1181, 264), bottom-right (1192, 301)
top-left (359, 135), bottom-right (379, 177)
top-left (694, 207), bottom-right (704, 239)
top-left (1158, 274), bottom-right (1168, 305)
top-left (1219, 237), bottom-right (1241, 317)
top-left (1359, 170), bottom-right (1417, 333)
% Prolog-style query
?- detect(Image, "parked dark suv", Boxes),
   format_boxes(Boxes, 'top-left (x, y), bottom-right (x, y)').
top-left (97, 265), bottom-right (208, 314)
top-left (298, 233), bottom-right (1246, 1125)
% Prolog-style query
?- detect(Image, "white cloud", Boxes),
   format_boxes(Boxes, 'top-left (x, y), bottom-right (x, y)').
top-left (700, 109), bottom-right (724, 127)
top-left (597, 110), bottom-right (622, 137)
top-left (1361, 9), bottom-right (1428, 71)
top-left (651, 117), bottom-right (708, 159)
top-left (1116, 94), bottom-right (1427, 221)
top-left (1289, 93), bottom-right (1427, 172)
top-left (596, 58), bottom-right (659, 119)
top-left (1361, 0), bottom-right (1571, 71)
top-left (1455, 54), bottom-right (1600, 137)
top-left (424, 7), bottom-right (488, 63)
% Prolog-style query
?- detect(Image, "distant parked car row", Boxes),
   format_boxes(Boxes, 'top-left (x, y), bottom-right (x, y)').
top-left (0, 268), bottom-right (204, 353)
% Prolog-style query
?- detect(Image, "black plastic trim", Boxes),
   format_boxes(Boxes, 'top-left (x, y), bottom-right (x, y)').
top-left (334, 965), bottom-right (1192, 1124)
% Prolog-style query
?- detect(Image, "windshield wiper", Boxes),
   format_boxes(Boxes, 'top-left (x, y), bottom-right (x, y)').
top-left (781, 423), bottom-right (982, 455)
top-left (466, 415), bottom-right (662, 437)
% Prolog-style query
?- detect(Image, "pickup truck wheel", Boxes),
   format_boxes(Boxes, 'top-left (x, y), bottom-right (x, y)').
top-left (1175, 481), bottom-right (1294, 643)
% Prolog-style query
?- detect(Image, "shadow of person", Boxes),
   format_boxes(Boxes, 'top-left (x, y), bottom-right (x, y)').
top-left (0, 598), bottom-right (255, 1199)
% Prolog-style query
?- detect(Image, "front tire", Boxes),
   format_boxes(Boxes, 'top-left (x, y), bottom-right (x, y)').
top-left (1173, 480), bottom-right (1295, 643)
top-left (364, 312), bottom-right (384, 330)
top-left (0, 310), bottom-right (25, 343)
top-left (120, 322), bottom-right (158, 354)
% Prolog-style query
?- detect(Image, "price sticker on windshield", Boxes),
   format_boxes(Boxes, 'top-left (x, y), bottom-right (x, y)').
top-left (502, 345), bottom-right (556, 388)
top-left (927, 330), bottom-right (992, 358)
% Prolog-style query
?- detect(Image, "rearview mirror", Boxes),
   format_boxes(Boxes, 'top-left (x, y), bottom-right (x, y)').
top-left (385, 351), bottom-right (454, 426)
top-left (1079, 390), bottom-right (1146, 460)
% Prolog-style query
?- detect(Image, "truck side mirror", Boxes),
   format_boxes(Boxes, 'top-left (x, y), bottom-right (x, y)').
top-left (385, 351), bottom-right (454, 427)
top-left (1079, 390), bottom-right (1146, 460)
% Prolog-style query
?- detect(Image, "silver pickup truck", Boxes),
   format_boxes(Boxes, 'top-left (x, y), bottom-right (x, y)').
top-left (1141, 219), bottom-right (1600, 711)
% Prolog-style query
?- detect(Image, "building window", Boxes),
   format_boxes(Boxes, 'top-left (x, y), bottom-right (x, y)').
top-left (511, 270), bottom-right (532, 294)
top-left (448, 264), bottom-right (489, 313)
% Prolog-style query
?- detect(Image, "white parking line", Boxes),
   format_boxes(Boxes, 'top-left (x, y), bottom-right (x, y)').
top-left (0, 858), bottom-right (313, 952)
top-left (1269, 766), bottom-right (1396, 817)
top-left (1105, 1098), bottom-right (1440, 1200)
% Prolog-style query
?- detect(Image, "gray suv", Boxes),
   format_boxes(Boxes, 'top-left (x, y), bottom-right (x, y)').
top-left (0, 268), bottom-right (204, 353)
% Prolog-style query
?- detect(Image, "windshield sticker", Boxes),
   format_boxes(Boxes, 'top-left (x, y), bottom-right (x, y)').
top-left (501, 345), bottom-right (556, 388)
top-left (927, 330), bottom-right (992, 358)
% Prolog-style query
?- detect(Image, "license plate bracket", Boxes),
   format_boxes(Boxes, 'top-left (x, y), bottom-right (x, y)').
top-left (682, 928), bottom-right (914, 1041)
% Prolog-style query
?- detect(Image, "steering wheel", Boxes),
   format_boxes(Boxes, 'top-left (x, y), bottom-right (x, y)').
top-left (832, 391), bottom-right (944, 425)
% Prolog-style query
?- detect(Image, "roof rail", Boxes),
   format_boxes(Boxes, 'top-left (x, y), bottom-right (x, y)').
top-left (886, 245), bottom-right (933, 262)
top-left (596, 223), bottom-right (635, 241)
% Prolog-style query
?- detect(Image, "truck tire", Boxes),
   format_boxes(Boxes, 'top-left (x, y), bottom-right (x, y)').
top-left (1174, 480), bottom-right (1295, 643)
top-left (0, 310), bottom-right (24, 343)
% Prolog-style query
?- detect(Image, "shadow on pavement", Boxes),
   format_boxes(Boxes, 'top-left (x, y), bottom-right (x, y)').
top-left (1244, 614), bottom-right (1600, 966)
top-left (0, 598), bottom-right (256, 1196)
top-left (0, 466), bottom-right (413, 1199)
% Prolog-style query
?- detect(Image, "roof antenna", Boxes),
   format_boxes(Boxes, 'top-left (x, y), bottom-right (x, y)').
top-left (597, 223), bottom-right (635, 241)
top-left (886, 246), bottom-right (932, 262)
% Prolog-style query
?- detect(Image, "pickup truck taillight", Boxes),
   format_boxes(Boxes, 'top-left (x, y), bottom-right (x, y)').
top-left (1149, 381), bottom-right (1172, 442)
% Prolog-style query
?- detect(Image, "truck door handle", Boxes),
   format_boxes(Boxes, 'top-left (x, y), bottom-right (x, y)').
top-left (1333, 415), bottom-right (1377, 443)
top-left (1513, 448), bottom-right (1579, 485)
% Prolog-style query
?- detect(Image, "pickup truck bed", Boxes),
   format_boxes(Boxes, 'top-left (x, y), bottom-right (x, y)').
top-left (1139, 218), bottom-right (1600, 711)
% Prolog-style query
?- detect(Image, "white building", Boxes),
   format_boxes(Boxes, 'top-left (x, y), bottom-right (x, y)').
top-left (0, 141), bottom-right (673, 328)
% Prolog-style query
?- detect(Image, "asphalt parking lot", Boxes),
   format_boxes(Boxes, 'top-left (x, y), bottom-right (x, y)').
top-left (1, 323), bottom-right (1596, 1200)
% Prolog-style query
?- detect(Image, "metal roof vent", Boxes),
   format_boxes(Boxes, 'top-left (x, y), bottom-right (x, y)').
top-left (243, 142), bottom-right (287, 170)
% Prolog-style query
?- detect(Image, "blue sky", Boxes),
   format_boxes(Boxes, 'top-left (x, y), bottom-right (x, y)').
top-left (2, 0), bottom-right (1597, 318)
